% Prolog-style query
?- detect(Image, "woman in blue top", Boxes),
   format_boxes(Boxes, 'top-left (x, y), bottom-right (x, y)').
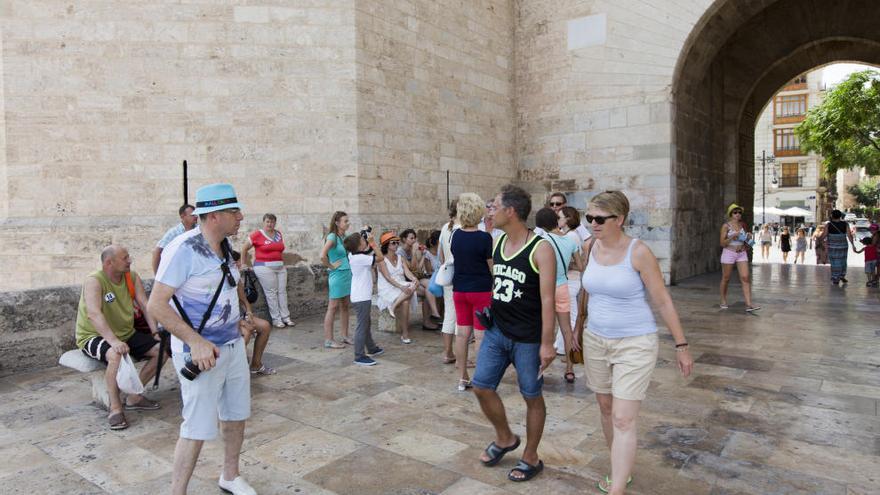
top-left (535, 207), bottom-right (582, 383)
top-left (320, 211), bottom-right (352, 349)
top-left (577, 191), bottom-right (693, 494)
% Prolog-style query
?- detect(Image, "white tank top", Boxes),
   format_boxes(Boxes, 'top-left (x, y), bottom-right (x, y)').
top-left (581, 238), bottom-right (657, 338)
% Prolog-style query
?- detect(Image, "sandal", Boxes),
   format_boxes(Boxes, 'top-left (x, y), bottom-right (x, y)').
top-left (564, 371), bottom-right (576, 383)
top-left (457, 379), bottom-right (473, 392)
top-left (443, 356), bottom-right (456, 364)
top-left (508, 459), bottom-right (543, 482)
top-left (324, 340), bottom-right (345, 349)
top-left (124, 397), bottom-right (160, 411)
top-left (598, 475), bottom-right (633, 493)
top-left (108, 411), bottom-right (129, 430)
top-left (480, 435), bottom-right (521, 466)
top-left (400, 337), bottom-right (412, 344)
top-left (282, 318), bottom-right (296, 327)
top-left (745, 305), bottom-right (761, 312)
top-left (342, 337), bottom-right (354, 345)
top-left (719, 304), bottom-right (729, 309)
top-left (250, 365), bottom-right (277, 375)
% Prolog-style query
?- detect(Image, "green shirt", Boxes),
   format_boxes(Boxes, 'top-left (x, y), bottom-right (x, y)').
top-left (75, 270), bottom-right (136, 349)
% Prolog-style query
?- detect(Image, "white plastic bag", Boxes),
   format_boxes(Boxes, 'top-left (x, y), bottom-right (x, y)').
top-left (116, 354), bottom-right (145, 395)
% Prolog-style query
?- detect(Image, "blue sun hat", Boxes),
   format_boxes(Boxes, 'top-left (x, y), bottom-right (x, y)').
top-left (192, 183), bottom-right (243, 215)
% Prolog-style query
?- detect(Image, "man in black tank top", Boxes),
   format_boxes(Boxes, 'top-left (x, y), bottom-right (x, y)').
top-left (471, 185), bottom-right (557, 483)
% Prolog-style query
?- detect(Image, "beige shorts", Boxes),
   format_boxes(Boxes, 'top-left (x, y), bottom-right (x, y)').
top-left (583, 330), bottom-right (658, 401)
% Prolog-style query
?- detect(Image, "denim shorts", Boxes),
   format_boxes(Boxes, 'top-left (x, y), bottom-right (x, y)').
top-left (471, 326), bottom-right (543, 398)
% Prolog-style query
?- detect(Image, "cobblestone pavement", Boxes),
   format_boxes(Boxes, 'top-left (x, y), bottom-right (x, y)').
top-left (0, 264), bottom-right (877, 494)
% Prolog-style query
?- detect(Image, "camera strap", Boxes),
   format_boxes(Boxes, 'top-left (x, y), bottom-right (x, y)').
top-left (171, 238), bottom-right (232, 336)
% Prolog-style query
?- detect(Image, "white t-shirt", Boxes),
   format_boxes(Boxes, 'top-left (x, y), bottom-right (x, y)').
top-left (348, 252), bottom-right (375, 303)
top-left (156, 227), bottom-right (241, 353)
top-left (477, 221), bottom-right (504, 240)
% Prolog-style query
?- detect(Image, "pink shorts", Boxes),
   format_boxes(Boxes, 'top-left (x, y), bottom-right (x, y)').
top-left (453, 291), bottom-right (492, 330)
top-left (555, 284), bottom-right (570, 313)
top-left (720, 248), bottom-right (748, 264)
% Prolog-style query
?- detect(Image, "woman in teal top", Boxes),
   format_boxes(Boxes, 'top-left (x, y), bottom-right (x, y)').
top-left (320, 211), bottom-right (352, 348)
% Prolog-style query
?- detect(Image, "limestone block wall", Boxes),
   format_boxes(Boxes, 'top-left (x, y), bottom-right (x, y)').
top-left (0, 0), bottom-right (359, 291)
top-left (354, 0), bottom-right (515, 232)
top-left (514, 1), bottom-right (711, 281)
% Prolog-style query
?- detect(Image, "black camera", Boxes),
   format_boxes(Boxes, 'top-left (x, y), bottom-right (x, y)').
top-left (360, 225), bottom-right (372, 240)
top-left (476, 307), bottom-right (493, 330)
top-left (180, 359), bottom-right (201, 381)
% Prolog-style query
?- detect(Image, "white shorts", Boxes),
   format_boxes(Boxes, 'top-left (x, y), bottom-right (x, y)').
top-left (172, 337), bottom-right (251, 440)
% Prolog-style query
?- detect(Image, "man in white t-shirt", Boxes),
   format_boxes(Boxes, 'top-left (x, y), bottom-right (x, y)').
top-left (147, 184), bottom-right (255, 495)
top-left (478, 200), bottom-right (504, 240)
top-left (534, 192), bottom-right (591, 241)
top-left (343, 229), bottom-right (386, 366)
top-left (151, 204), bottom-right (198, 274)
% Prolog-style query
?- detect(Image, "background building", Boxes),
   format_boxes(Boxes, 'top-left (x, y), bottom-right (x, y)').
top-left (753, 70), bottom-right (824, 222)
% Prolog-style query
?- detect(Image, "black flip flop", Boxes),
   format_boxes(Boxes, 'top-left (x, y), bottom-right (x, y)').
top-left (508, 459), bottom-right (544, 482)
top-left (480, 436), bottom-right (521, 466)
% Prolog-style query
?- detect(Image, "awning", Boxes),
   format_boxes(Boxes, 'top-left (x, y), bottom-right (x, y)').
top-left (781, 206), bottom-right (813, 217)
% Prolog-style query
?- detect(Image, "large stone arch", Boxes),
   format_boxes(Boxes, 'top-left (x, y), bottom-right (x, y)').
top-left (671, 0), bottom-right (880, 281)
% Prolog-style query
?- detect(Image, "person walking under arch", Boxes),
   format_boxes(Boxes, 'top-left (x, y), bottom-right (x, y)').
top-left (579, 191), bottom-right (694, 494)
top-left (816, 210), bottom-right (855, 285)
top-left (719, 204), bottom-right (759, 312)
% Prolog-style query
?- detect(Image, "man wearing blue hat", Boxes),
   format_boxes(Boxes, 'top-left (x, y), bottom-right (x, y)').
top-left (148, 183), bottom-right (256, 495)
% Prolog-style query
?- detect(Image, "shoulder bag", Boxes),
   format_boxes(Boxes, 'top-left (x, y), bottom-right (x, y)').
top-left (570, 239), bottom-right (595, 365)
top-left (435, 229), bottom-right (457, 287)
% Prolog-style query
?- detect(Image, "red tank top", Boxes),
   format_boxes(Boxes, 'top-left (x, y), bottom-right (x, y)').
top-left (250, 230), bottom-right (285, 262)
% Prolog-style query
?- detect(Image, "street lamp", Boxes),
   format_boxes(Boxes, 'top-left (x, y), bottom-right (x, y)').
top-left (758, 151), bottom-right (776, 225)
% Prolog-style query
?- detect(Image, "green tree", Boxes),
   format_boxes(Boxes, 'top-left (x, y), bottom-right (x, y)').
top-left (847, 178), bottom-right (880, 208)
top-left (796, 70), bottom-right (880, 175)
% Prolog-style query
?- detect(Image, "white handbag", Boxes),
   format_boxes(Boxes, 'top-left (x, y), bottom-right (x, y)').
top-left (435, 229), bottom-right (456, 287)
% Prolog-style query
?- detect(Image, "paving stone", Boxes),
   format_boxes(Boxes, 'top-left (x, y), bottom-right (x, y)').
top-left (0, 266), bottom-right (878, 493)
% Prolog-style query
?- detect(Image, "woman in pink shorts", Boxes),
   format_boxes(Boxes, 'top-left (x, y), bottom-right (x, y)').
top-left (719, 204), bottom-right (760, 312)
top-left (451, 193), bottom-right (495, 392)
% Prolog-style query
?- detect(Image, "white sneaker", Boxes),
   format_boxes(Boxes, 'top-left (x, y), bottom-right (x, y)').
top-left (272, 320), bottom-right (285, 328)
top-left (219, 475), bottom-right (257, 495)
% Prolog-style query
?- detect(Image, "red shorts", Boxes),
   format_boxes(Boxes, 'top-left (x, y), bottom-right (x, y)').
top-left (452, 291), bottom-right (492, 330)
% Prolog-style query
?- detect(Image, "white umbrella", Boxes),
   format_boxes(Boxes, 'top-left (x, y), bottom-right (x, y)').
top-left (754, 206), bottom-right (784, 215)
top-left (781, 206), bottom-right (812, 217)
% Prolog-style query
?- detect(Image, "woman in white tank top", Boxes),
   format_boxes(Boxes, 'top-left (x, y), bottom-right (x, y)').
top-left (576, 191), bottom-right (693, 494)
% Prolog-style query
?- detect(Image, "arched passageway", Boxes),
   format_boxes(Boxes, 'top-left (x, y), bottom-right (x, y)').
top-left (671, 0), bottom-right (880, 281)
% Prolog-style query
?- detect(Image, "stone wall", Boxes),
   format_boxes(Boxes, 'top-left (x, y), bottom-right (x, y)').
top-left (514, 1), bottom-right (711, 282)
top-left (354, 0), bottom-right (515, 232)
top-left (0, 264), bottom-right (328, 376)
top-left (0, 0), bottom-right (359, 290)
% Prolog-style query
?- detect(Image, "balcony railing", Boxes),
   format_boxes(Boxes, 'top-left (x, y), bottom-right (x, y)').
top-left (779, 175), bottom-right (803, 188)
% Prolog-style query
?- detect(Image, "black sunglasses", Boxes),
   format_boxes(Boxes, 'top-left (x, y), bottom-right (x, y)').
top-left (549, 201), bottom-right (565, 207)
top-left (732, 210), bottom-right (743, 215)
top-left (585, 214), bottom-right (618, 225)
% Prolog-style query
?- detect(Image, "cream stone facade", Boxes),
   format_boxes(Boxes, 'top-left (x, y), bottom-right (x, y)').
top-left (2, 0), bottom-right (880, 290)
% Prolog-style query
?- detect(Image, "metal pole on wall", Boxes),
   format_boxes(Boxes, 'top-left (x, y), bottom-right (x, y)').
top-left (761, 151), bottom-right (766, 226)
top-left (446, 170), bottom-right (450, 208)
top-left (183, 160), bottom-right (188, 205)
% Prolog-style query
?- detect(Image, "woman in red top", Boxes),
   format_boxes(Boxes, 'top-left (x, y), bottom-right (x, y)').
top-left (242, 213), bottom-right (294, 328)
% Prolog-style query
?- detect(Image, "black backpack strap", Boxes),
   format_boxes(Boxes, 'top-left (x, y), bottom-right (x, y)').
top-left (546, 234), bottom-right (566, 267)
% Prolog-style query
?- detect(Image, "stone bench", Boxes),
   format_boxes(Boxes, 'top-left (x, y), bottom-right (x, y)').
top-left (58, 349), bottom-right (179, 410)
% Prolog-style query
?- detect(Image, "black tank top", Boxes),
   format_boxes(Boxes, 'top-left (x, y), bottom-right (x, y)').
top-left (491, 233), bottom-right (546, 343)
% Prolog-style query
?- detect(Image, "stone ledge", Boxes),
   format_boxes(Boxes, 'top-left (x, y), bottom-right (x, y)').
top-left (0, 263), bottom-right (328, 377)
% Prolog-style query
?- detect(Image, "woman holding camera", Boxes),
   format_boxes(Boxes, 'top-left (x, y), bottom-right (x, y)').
top-left (719, 204), bottom-right (759, 312)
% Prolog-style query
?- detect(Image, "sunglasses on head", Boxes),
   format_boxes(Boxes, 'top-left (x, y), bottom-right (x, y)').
top-left (585, 214), bottom-right (618, 225)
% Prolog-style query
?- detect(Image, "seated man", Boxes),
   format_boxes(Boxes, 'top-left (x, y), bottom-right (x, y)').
top-left (76, 245), bottom-right (162, 430)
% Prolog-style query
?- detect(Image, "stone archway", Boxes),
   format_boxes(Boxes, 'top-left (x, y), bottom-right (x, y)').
top-left (671, 0), bottom-right (880, 281)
